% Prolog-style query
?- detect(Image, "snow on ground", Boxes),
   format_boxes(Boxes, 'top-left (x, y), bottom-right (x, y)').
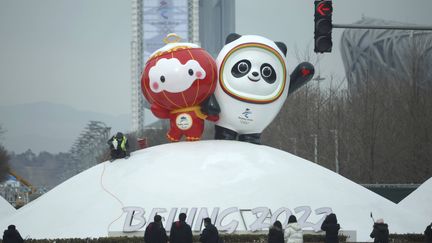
top-left (0, 196), bottom-right (15, 218)
top-left (0, 141), bottom-right (428, 240)
top-left (398, 177), bottom-right (432, 226)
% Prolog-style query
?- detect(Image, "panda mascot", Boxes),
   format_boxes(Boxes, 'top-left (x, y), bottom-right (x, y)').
top-left (214, 33), bottom-right (315, 144)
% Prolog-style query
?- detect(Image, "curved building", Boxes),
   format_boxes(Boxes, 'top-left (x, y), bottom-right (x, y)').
top-left (340, 18), bottom-right (432, 91)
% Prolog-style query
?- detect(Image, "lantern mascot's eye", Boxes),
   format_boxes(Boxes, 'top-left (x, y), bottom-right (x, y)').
top-left (141, 34), bottom-right (220, 142)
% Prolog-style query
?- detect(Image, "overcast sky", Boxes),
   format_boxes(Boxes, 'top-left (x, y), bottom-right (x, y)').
top-left (236, 0), bottom-right (432, 86)
top-left (0, 0), bottom-right (130, 116)
top-left (1, 0), bottom-right (431, 118)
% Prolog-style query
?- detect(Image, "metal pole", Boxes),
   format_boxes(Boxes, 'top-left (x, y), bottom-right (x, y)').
top-left (333, 24), bottom-right (432, 31)
top-left (334, 130), bottom-right (339, 174)
top-left (289, 138), bottom-right (297, 155)
top-left (330, 129), bottom-right (339, 174)
top-left (311, 134), bottom-right (318, 163)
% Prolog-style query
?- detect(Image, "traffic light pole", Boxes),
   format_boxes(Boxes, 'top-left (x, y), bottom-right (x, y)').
top-left (333, 24), bottom-right (432, 31)
top-left (314, 0), bottom-right (432, 53)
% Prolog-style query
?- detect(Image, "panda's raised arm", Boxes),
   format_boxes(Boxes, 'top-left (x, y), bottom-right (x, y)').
top-left (288, 62), bottom-right (315, 95)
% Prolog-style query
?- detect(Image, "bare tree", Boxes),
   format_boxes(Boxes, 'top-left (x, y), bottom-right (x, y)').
top-left (0, 125), bottom-right (10, 182)
top-left (263, 38), bottom-right (432, 184)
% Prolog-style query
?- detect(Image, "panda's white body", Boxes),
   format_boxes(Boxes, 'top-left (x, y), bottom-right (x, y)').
top-left (215, 35), bottom-right (289, 134)
top-left (214, 91), bottom-right (286, 134)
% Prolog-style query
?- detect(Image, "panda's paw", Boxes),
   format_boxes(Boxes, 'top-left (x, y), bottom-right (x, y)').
top-left (238, 133), bottom-right (262, 145)
top-left (214, 125), bottom-right (237, 140)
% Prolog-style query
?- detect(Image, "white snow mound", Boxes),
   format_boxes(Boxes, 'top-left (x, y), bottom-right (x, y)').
top-left (398, 177), bottom-right (432, 225)
top-left (0, 141), bottom-right (428, 240)
top-left (0, 196), bottom-right (15, 218)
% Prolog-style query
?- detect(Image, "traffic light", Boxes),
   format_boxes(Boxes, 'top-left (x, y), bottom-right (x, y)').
top-left (314, 0), bottom-right (333, 53)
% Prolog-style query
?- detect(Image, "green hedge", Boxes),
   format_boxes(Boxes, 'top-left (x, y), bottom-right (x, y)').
top-left (221, 234), bottom-right (348, 243)
top-left (388, 233), bottom-right (426, 243)
top-left (0, 233), bottom-right (424, 243)
top-left (0, 234), bottom-right (346, 243)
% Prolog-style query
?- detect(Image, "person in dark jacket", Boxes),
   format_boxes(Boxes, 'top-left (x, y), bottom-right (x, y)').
top-left (144, 215), bottom-right (168, 243)
top-left (268, 220), bottom-right (284, 243)
top-left (3, 225), bottom-right (24, 243)
top-left (370, 219), bottom-right (389, 243)
top-left (107, 132), bottom-right (130, 161)
top-left (425, 222), bottom-right (432, 243)
top-left (199, 217), bottom-right (219, 243)
top-left (321, 213), bottom-right (340, 243)
top-left (170, 213), bottom-right (193, 243)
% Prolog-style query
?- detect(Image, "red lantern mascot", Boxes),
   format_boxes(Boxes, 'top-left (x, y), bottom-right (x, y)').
top-left (141, 34), bottom-right (220, 142)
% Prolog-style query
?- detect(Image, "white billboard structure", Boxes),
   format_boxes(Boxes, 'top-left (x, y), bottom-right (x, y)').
top-left (340, 17), bottom-right (432, 92)
top-left (131, 0), bottom-right (145, 132)
top-left (0, 141), bottom-right (430, 241)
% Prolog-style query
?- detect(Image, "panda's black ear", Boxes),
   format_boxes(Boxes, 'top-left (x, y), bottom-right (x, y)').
top-left (226, 33), bottom-right (242, 44)
top-left (275, 42), bottom-right (287, 56)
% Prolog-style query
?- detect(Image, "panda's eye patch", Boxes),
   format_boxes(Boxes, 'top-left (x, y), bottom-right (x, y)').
top-left (188, 69), bottom-right (194, 76)
top-left (160, 76), bottom-right (165, 83)
top-left (231, 59), bottom-right (251, 78)
top-left (260, 63), bottom-right (276, 84)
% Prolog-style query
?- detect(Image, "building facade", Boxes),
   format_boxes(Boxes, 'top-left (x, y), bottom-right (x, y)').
top-left (340, 18), bottom-right (432, 92)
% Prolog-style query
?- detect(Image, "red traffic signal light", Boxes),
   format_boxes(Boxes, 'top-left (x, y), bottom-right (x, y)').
top-left (314, 0), bottom-right (333, 53)
top-left (316, 1), bottom-right (332, 17)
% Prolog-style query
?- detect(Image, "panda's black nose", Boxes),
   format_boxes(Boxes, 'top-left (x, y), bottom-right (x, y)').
top-left (252, 72), bottom-right (259, 77)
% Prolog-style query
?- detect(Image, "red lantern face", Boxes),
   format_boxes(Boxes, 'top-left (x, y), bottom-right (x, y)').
top-left (141, 47), bottom-right (217, 111)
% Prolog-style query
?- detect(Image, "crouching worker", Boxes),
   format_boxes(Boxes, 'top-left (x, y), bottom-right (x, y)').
top-left (108, 132), bottom-right (129, 161)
